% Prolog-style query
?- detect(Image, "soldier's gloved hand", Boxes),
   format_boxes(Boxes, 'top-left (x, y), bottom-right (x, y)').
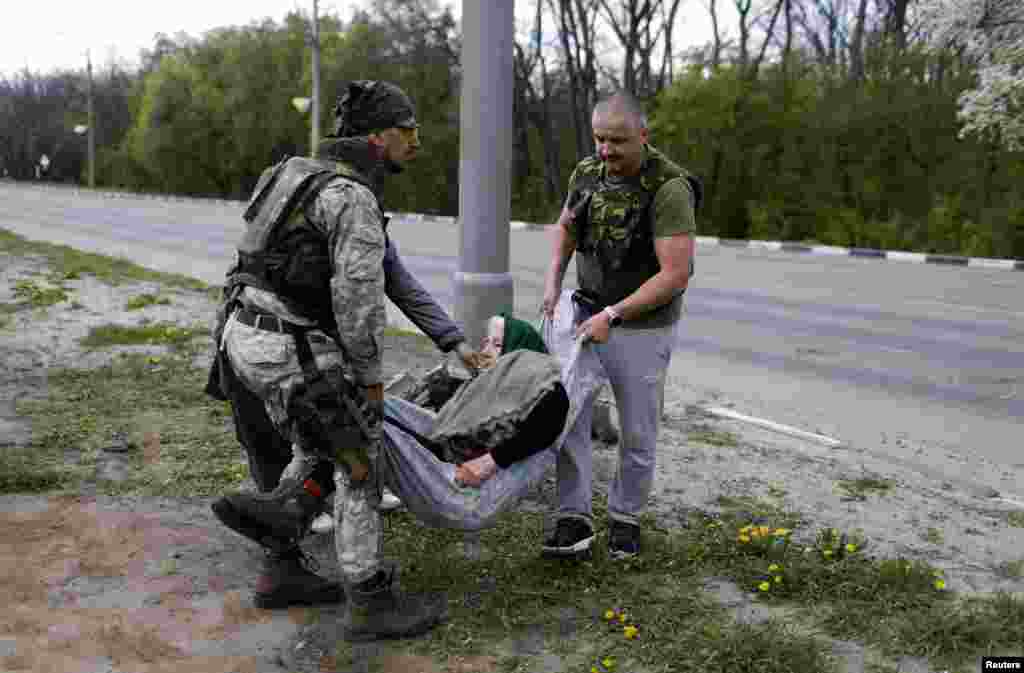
top-left (336, 445), bottom-right (372, 482)
top-left (357, 383), bottom-right (384, 430)
top-left (455, 342), bottom-right (486, 374)
top-left (362, 383), bottom-right (384, 403)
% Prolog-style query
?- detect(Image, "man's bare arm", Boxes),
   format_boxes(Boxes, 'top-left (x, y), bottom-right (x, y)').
top-left (610, 233), bottom-right (693, 321)
top-left (542, 207), bottom-right (577, 317)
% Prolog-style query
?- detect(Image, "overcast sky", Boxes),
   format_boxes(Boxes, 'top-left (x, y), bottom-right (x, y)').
top-left (0, 0), bottom-right (733, 79)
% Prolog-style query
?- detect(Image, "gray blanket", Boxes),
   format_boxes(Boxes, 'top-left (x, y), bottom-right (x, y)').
top-left (428, 349), bottom-right (562, 452)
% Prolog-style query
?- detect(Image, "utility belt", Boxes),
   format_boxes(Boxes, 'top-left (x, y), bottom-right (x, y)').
top-left (231, 305), bottom-right (326, 344)
top-left (570, 289), bottom-right (602, 317)
top-left (231, 304), bottom-right (376, 444)
top-left (211, 290), bottom-right (380, 485)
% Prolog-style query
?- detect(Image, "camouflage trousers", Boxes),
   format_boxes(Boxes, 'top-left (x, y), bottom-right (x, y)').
top-left (222, 309), bottom-right (383, 584)
top-left (279, 442), bottom-right (382, 584)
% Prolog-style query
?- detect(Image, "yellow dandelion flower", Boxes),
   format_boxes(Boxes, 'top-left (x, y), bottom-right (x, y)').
top-left (740, 525), bottom-right (752, 533)
top-left (774, 576), bottom-right (783, 583)
top-left (934, 579), bottom-right (946, 590)
top-left (774, 528), bottom-right (790, 536)
top-left (759, 526), bottom-right (771, 536)
top-left (768, 563), bottom-right (780, 572)
top-left (758, 581), bottom-right (771, 591)
top-left (604, 609), bottom-right (615, 620)
top-left (618, 613), bottom-right (627, 624)
top-left (845, 543), bottom-right (857, 553)
top-left (738, 535), bottom-right (751, 543)
top-left (602, 656), bottom-right (616, 670)
top-left (624, 625), bottom-right (639, 639)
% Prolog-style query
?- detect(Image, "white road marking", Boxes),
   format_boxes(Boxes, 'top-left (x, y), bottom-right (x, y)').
top-left (992, 496), bottom-right (1024, 509)
top-left (704, 407), bottom-right (844, 448)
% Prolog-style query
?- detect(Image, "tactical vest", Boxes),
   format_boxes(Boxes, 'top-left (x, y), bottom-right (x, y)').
top-left (566, 147), bottom-right (702, 309)
top-left (228, 156), bottom-right (377, 331)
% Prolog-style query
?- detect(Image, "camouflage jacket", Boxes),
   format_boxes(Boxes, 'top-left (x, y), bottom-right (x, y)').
top-left (229, 139), bottom-right (464, 387)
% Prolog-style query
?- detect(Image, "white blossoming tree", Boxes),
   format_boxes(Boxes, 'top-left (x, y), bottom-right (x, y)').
top-left (916, 0), bottom-right (1024, 151)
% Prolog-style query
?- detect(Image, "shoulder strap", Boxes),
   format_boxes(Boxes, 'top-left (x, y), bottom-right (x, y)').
top-left (685, 174), bottom-right (704, 215)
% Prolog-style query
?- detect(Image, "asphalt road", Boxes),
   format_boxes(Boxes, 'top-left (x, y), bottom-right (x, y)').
top-left (3, 182), bottom-right (1022, 494)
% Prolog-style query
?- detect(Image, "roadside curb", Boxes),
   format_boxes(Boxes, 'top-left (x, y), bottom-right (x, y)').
top-left (5, 179), bottom-right (1022, 270)
top-left (395, 215), bottom-right (1024, 271)
top-left (706, 236), bottom-right (1024, 271)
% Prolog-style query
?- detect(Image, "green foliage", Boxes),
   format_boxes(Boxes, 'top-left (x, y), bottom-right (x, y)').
top-left (116, 3), bottom-right (461, 209)
top-left (6, 7), bottom-right (1024, 258)
top-left (0, 227), bottom-right (206, 289)
top-left (0, 449), bottom-right (68, 494)
top-left (12, 279), bottom-right (70, 307)
top-left (650, 43), bottom-right (1024, 257)
top-left (80, 322), bottom-right (208, 350)
top-left (926, 193), bottom-right (969, 254)
top-left (125, 293), bottom-right (171, 310)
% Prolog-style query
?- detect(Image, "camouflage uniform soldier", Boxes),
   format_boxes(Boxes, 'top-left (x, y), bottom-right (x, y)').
top-left (540, 91), bottom-right (701, 561)
top-left (209, 80), bottom-right (484, 640)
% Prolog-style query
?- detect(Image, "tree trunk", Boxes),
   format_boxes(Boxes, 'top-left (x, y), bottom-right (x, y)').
top-left (710, 0), bottom-right (723, 69)
top-left (849, 0), bottom-right (870, 83)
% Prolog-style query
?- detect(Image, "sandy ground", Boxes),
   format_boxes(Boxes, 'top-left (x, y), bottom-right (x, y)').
top-left (1, 250), bottom-right (1023, 673)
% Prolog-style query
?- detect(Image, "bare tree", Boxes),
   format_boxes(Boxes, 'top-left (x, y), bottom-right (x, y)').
top-left (848, 0), bottom-right (872, 81)
top-left (708, 0), bottom-right (726, 68)
top-left (598, 0), bottom-right (684, 96)
top-left (657, 0), bottom-right (686, 88)
top-left (515, 0), bottom-right (562, 202)
top-left (736, 0), bottom-right (755, 68)
top-left (784, 0), bottom-right (795, 80)
top-left (877, 0), bottom-right (911, 52)
top-left (748, 0), bottom-right (788, 80)
top-left (548, 0), bottom-right (601, 159)
top-left (792, 0), bottom-right (851, 68)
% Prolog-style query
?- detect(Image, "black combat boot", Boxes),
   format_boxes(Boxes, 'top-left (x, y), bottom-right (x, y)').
top-left (342, 565), bottom-right (448, 642)
top-left (253, 545), bottom-right (345, 609)
top-left (213, 476), bottom-right (325, 544)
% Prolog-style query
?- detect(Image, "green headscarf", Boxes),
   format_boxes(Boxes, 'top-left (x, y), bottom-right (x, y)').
top-left (499, 312), bottom-right (548, 355)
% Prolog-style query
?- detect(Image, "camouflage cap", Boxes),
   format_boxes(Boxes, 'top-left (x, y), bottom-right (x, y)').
top-left (331, 80), bottom-right (418, 137)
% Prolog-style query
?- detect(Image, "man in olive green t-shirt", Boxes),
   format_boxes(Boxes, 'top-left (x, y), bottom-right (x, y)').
top-left (540, 91), bottom-right (699, 560)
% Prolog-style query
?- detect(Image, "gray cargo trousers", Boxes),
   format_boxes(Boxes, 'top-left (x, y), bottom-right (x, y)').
top-left (556, 321), bottom-right (676, 527)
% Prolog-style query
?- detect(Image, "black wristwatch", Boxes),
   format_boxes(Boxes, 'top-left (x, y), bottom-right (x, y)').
top-left (603, 305), bottom-right (623, 327)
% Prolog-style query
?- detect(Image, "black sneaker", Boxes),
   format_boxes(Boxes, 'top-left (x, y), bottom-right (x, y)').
top-left (608, 521), bottom-right (641, 559)
top-left (541, 518), bottom-right (595, 558)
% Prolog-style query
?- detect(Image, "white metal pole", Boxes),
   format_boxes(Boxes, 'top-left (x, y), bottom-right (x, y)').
top-left (311, 0), bottom-right (321, 159)
top-left (455, 0), bottom-right (515, 350)
top-left (87, 51), bottom-right (95, 188)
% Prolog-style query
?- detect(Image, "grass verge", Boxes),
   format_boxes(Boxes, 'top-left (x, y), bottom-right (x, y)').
top-left (12, 338), bottom-right (241, 497)
top-left (10, 327), bottom-right (1024, 672)
top-left (330, 506), bottom-right (839, 673)
top-left (125, 293), bottom-right (172, 310)
top-left (80, 322), bottom-right (209, 350)
top-left (835, 477), bottom-right (895, 501)
top-left (0, 226), bottom-right (207, 290)
top-left (3, 227), bottom-right (1020, 670)
top-left (687, 423), bottom-right (741, 448)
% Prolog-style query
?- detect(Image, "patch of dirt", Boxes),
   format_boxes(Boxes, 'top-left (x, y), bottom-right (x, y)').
top-left (649, 401), bottom-right (1024, 598)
